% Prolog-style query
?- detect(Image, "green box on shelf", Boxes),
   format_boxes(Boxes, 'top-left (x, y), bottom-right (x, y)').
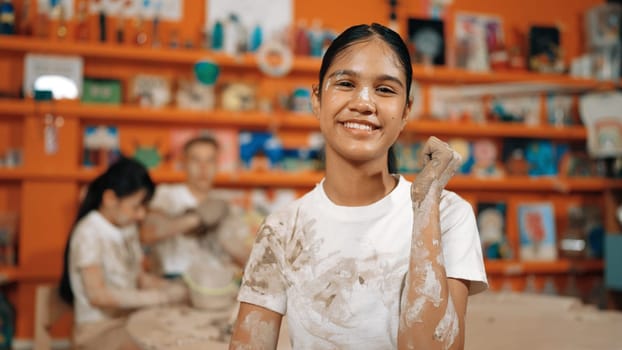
top-left (82, 78), bottom-right (122, 105)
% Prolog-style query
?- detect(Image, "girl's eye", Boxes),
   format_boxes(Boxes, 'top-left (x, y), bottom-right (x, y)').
top-left (336, 81), bottom-right (354, 88)
top-left (376, 86), bottom-right (396, 94)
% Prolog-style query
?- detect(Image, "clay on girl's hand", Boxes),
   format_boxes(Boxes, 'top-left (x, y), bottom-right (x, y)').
top-left (411, 136), bottom-right (462, 204)
top-left (196, 198), bottom-right (230, 227)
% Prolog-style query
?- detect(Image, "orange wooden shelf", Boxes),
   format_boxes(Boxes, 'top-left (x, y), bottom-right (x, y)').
top-left (76, 169), bottom-right (324, 187)
top-left (0, 266), bottom-right (59, 282)
top-left (485, 259), bottom-right (604, 275)
top-left (0, 168), bottom-right (26, 180)
top-left (0, 100), bottom-right (598, 140)
top-left (0, 35), bottom-right (259, 67)
top-left (0, 266), bottom-right (19, 284)
top-left (444, 176), bottom-right (622, 192)
top-left (261, 113), bottom-right (589, 139)
top-left (4, 167), bottom-right (622, 192)
top-left (411, 65), bottom-right (617, 88)
top-left (405, 119), bottom-right (587, 140)
top-left (0, 99), bottom-right (276, 128)
top-left (1, 36), bottom-right (617, 89)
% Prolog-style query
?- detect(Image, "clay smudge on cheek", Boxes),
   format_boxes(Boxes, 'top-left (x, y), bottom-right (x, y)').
top-left (239, 311), bottom-right (278, 350)
top-left (324, 80), bottom-right (332, 92)
top-left (434, 296), bottom-right (459, 349)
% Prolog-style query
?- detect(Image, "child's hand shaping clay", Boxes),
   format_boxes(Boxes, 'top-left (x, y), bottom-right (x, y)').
top-left (411, 137), bottom-right (462, 206)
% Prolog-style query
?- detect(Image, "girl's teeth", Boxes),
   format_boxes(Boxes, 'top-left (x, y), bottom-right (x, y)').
top-left (344, 122), bottom-right (373, 131)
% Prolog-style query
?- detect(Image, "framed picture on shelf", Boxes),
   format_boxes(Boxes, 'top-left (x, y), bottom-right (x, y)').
top-left (477, 201), bottom-right (512, 260)
top-left (407, 17), bottom-right (446, 66)
top-left (518, 202), bottom-right (557, 261)
top-left (82, 125), bottom-right (121, 168)
top-left (528, 26), bottom-right (563, 73)
top-left (453, 13), bottom-right (503, 71)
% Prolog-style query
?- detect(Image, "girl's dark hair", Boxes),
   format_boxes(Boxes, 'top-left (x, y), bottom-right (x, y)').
top-left (59, 156), bottom-right (155, 304)
top-left (318, 23), bottom-right (412, 174)
top-left (319, 23), bottom-right (413, 98)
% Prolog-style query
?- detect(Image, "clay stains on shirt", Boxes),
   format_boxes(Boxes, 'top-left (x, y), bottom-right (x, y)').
top-left (242, 224), bottom-right (285, 295)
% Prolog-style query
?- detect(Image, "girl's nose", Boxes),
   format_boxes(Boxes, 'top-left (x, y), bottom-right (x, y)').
top-left (349, 87), bottom-right (376, 114)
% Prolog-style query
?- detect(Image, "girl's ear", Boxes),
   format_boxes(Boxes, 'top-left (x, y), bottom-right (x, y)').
top-left (311, 84), bottom-right (321, 120)
top-left (101, 189), bottom-right (118, 209)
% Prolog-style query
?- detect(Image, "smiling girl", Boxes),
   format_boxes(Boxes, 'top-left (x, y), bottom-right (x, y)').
top-left (229, 23), bottom-right (488, 350)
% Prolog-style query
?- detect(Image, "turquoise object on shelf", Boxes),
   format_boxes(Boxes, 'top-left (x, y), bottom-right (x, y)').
top-left (194, 60), bottom-right (220, 85)
top-left (249, 25), bottom-right (263, 52)
top-left (211, 20), bottom-right (223, 51)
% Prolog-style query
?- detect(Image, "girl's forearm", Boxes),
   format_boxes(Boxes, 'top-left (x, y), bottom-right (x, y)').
top-left (398, 186), bottom-right (460, 349)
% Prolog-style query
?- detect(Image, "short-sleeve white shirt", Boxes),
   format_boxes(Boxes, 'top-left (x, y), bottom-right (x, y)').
top-left (149, 183), bottom-right (201, 275)
top-left (149, 183), bottom-right (237, 274)
top-left (238, 176), bottom-right (488, 349)
top-left (69, 211), bottom-right (143, 324)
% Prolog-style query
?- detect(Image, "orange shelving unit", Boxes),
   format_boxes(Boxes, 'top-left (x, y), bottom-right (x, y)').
top-left (485, 259), bottom-right (605, 275)
top-left (0, 99), bottom-right (592, 139)
top-left (1, 35), bottom-right (617, 89)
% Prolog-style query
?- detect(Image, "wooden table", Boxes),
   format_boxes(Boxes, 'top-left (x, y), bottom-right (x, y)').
top-left (126, 305), bottom-right (291, 350)
top-left (465, 292), bottom-right (622, 350)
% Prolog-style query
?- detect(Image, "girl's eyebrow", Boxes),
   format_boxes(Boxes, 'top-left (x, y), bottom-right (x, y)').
top-left (327, 70), bottom-right (404, 88)
top-left (327, 69), bottom-right (357, 79)
top-left (377, 74), bottom-right (405, 88)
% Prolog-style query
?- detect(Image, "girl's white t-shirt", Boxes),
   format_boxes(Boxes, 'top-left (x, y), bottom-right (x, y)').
top-left (69, 211), bottom-right (143, 324)
top-left (238, 175), bottom-right (488, 349)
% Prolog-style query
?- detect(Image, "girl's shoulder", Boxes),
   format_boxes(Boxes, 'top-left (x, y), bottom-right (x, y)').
top-left (261, 189), bottom-right (316, 230)
top-left (71, 211), bottom-right (122, 244)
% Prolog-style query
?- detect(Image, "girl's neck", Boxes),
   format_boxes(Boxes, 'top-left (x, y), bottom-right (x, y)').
top-left (323, 158), bottom-right (398, 206)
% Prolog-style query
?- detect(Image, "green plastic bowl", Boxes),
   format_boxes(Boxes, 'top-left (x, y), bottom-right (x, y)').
top-left (194, 60), bottom-right (220, 85)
